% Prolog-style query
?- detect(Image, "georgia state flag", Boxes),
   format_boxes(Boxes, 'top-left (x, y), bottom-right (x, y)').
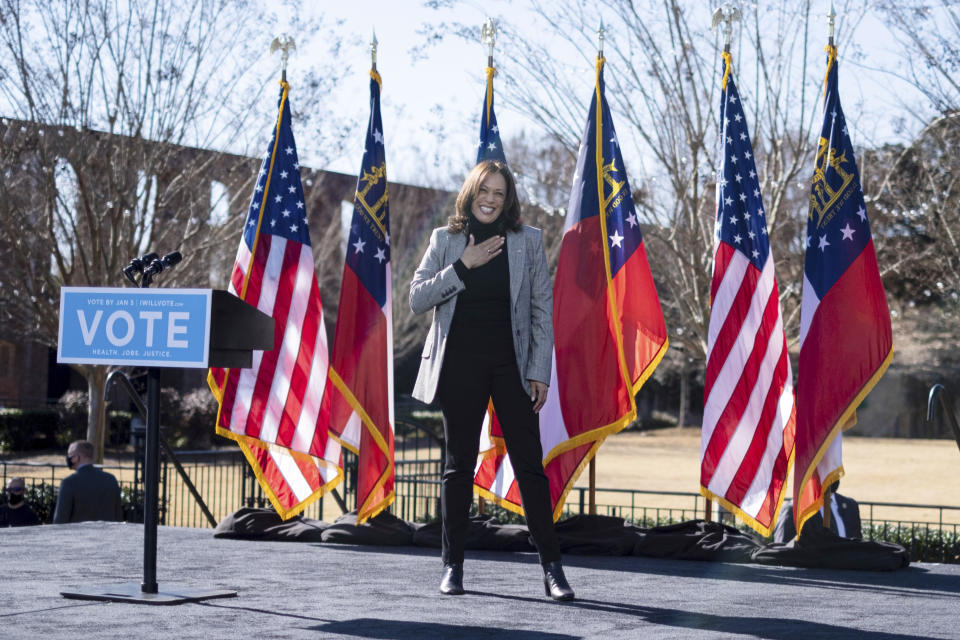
top-left (794, 45), bottom-right (893, 532)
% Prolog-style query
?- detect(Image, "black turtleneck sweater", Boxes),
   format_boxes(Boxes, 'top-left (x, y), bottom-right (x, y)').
top-left (449, 216), bottom-right (513, 349)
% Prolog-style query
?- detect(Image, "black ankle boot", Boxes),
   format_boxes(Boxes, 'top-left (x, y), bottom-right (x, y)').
top-left (439, 563), bottom-right (464, 595)
top-left (542, 561), bottom-right (575, 601)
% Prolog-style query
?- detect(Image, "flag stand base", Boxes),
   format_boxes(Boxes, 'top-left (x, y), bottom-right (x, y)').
top-left (61, 583), bottom-right (236, 605)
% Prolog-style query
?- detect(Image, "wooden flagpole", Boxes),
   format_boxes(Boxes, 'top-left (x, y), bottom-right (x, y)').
top-left (588, 457), bottom-right (596, 515)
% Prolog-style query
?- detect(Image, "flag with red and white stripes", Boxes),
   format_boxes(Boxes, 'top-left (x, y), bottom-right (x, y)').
top-left (700, 53), bottom-right (796, 536)
top-left (326, 69), bottom-right (395, 523)
top-left (475, 56), bottom-right (667, 519)
top-left (207, 81), bottom-right (342, 519)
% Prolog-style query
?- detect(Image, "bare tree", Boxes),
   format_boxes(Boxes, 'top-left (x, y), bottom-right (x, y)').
top-left (876, 1), bottom-right (960, 121)
top-left (504, 131), bottom-right (575, 273)
top-left (863, 116), bottom-right (960, 334)
top-left (861, 1), bottom-right (960, 346)
top-left (0, 0), bottom-right (348, 459)
top-left (422, 0), bottom-right (867, 423)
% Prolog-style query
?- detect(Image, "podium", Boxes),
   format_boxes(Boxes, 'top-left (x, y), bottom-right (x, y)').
top-left (207, 290), bottom-right (275, 368)
top-left (57, 287), bottom-right (273, 604)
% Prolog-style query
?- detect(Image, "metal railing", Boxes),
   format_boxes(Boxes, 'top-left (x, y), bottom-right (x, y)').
top-left (393, 418), bottom-right (444, 522)
top-left (5, 410), bottom-right (960, 562)
top-left (0, 451), bottom-right (292, 527)
top-left (559, 487), bottom-right (706, 525)
top-left (5, 457), bottom-right (960, 561)
top-left (105, 370), bottom-right (218, 527)
top-left (5, 455), bottom-right (957, 531)
top-left (858, 501), bottom-right (960, 564)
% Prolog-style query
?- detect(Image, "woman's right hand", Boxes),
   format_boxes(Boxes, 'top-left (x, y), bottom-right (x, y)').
top-left (460, 234), bottom-right (505, 269)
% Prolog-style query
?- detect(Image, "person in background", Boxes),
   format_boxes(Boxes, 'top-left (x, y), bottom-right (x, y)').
top-left (52, 440), bottom-right (124, 524)
top-left (0, 477), bottom-right (40, 527)
top-left (409, 160), bottom-right (574, 601)
top-left (773, 480), bottom-right (862, 542)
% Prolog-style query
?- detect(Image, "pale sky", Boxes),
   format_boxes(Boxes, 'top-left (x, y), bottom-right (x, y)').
top-left (275, 1), bottom-right (504, 186)
top-left (268, 1), bottom-right (920, 189)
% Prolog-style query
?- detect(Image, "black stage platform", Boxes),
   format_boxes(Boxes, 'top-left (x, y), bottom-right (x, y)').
top-left (2, 522), bottom-right (958, 639)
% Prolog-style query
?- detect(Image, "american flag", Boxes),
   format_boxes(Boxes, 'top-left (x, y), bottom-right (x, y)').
top-left (326, 69), bottom-right (395, 523)
top-left (208, 81), bottom-right (343, 519)
top-left (474, 57), bottom-right (667, 519)
top-left (700, 53), bottom-right (796, 536)
top-left (471, 57), bottom-right (510, 506)
top-left (476, 65), bottom-right (506, 164)
top-left (795, 45), bottom-right (892, 532)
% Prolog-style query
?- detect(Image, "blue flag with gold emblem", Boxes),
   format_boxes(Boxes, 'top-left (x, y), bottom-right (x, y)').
top-left (794, 44), bottom-right (892, 532)
top-left (327, 68), bottom-right (395, 523)
top-left (476, 65), bottom-right (506, 164)
top-left (474, 55), bottom-right (667, 518)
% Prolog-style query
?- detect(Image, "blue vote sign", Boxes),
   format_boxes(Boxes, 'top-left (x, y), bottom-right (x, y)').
top-left (58, 287), bottom-right (213, 368)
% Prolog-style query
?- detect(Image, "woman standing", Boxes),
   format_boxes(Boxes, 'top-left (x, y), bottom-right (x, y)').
top-left (409, 160), bottom-right (574, 601)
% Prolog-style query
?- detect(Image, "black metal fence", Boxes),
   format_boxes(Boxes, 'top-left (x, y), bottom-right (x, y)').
top-left (0, 417), bottom-right (446, 527)
top-left (559, 487), bottom-right (706, 525)
top-left (4, 429), bottom-right (960, 563)
top-left (1, 451), bottom-right (277, 527)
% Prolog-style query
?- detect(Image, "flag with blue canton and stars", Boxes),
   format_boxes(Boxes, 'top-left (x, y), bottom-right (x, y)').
top-left (794, 44), bottom-right (892, 533)
top-left (476, 65), bottom-right (506, 164)
top-left (327, 69), bottom-right (395, 523)
top-left (700, 52), bottom-right (796, 537)
top-left (208, 81), bottom-right (343, 520)
top-left (474, 56), bottom-right (667, 519)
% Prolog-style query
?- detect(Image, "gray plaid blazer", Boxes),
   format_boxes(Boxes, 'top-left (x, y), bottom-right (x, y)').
top-left (409, 225), bottom-right (553, 404)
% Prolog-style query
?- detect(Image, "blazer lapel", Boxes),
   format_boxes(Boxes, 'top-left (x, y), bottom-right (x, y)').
top-left (444, 231), bottom-right (467, 267)
top-left (506, 228), bottom-right (524, 308)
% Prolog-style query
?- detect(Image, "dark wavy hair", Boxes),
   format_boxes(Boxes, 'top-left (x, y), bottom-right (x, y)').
top-left (447, 160), bottom-right (522, 234)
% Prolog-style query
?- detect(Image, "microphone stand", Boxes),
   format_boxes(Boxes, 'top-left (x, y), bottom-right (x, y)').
top-left (139, 271), bottom-right (160, 594)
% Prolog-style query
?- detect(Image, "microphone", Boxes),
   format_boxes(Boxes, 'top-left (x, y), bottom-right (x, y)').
top-left (143, 251), bottom-right (183, 278)
top-left (122, 252), bottom-right (159, 285)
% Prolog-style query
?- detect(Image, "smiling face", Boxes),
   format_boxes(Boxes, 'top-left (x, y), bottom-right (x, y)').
top-left (470, 171), bottom-right (507, 225)
top-left (451, 161), bottom-right (520, 235)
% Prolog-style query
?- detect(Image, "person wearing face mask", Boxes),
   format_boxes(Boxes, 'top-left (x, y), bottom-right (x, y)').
top-left (0, 477), bottom-right (40, 527)
top-left (52, 440), bottom-right (124, 524)
top-left (410, 160), bottom-right (573, 601)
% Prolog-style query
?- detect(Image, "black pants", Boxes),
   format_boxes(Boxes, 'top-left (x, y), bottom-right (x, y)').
top-left (437, 330), bottom-right (561, 565)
